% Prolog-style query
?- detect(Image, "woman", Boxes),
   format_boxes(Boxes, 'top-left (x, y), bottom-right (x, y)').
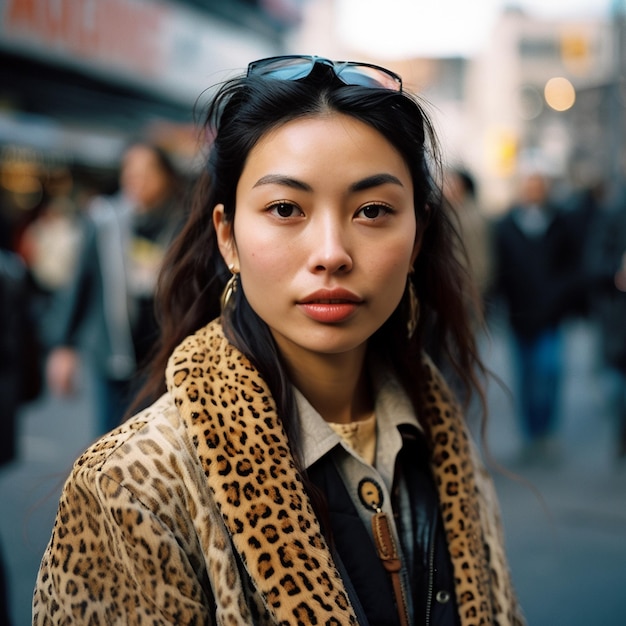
top-left (45, 141), bottom-right (185, 434)
top-left (34, 56), bottom-right (524, 625)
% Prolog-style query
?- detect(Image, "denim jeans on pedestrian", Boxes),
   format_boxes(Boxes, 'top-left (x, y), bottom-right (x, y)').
top-left (93, 374), bottom-right (135, 435)
top-left (511, 327), bottom-right (562, 443)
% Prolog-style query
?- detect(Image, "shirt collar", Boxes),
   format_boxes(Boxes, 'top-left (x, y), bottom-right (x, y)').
top-left (295, 361), bottom-right (422, 477)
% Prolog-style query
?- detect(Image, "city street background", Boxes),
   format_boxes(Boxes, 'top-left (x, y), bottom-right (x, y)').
top-left (1, 312), bottom-right (625, 626)
top-left (2, 1), bottom-right (626, 625)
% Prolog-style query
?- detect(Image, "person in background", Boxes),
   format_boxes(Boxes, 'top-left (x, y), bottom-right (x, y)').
top-left (494, 171), bottom-right (579, 465)
top-left (581, 183), bottom-right (626, 460)
top-left (45, 141), bottom-right (185, 434)
top-left (17, 167), bottom-right (86, 301)
top-left (34, 56), bottom-right (524, 625)
top-left (443, 166), bottom-right (494, 310)
top-left (0, 249), bottom-right (29, 626)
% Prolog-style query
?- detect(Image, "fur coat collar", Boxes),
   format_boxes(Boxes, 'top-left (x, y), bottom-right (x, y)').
top-left (34, 320), bottom-right (524, 625)
top-left (166, 320), bottom-right (524, 625)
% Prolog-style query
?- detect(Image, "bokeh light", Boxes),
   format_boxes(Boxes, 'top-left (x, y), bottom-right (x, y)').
top-left (544, 76), bottom-right (576, 111)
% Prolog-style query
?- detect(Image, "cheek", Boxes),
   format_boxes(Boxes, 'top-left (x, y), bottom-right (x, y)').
top-left (234, 216), bottom-right (301, 273)
top-left (369, 235), bottom-right (416, 280)
top-left (239, 239), bottom-right (281, 272)
top-left (368, 244), bottom-right (415, 306)
top-left (236, 232), bottom-right (296, 290)
top-left (379, 260), bottom-right (411, 298)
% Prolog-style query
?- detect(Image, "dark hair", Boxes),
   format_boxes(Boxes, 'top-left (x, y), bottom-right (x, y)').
top-left (134, 64), bottom-right (486, 464)
top-left (454, 168), bottom-right (477, 200)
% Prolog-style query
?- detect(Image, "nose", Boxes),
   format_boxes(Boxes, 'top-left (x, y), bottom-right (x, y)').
top-left (308, 214), bottom-right (353, 274)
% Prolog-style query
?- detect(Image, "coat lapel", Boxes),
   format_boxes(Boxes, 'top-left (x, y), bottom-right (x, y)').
top-left (417, 357), bottom-right (496, 625)
top-left (166, 321), bottom-right (523, 626)
top-left (166, 320), bottom-right (357, 624)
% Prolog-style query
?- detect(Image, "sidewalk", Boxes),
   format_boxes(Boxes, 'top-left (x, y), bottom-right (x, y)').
top-left (484, 316), bottom-right (626, 625)
top-left (1, 318), bottom-right (625, 625)
top-left (0, 372), bottom-right (96, 626)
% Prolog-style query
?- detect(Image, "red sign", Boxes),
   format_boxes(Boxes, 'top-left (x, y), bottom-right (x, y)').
top-left (3, 0), bottom-right (167, 76)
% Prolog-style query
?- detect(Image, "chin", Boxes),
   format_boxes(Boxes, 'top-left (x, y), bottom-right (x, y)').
top-left (300, 327), bottom-right (373, 356)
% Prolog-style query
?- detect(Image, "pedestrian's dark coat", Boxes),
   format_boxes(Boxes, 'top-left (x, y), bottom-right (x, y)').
top-left (494, 204), bottom-right (580, 338)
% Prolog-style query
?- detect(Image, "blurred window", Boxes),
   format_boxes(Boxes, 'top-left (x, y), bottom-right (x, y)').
top-left (519, 38), bottom-right (560, 60)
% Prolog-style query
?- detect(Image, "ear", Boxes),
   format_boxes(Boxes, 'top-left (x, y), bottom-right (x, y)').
top-left (213, 204), bottom-right (239, 270)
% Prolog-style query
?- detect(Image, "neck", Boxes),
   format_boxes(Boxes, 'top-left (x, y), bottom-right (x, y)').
top-left (283, 346), bottom-right (373, 425)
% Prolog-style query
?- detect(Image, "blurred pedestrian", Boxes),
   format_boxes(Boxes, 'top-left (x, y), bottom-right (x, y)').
top-left (0, 249), bottom-right (28, 472)
top-left (45, 141), bottom-right (185, 434)
top-left (494, 171), bottom-right (579, 465)
top-left (582, 186), bottom-right (626, 459)
top-left (17, 167), bottom-right (85, 298)
top-left (34, 56), bottom-right (524, 625)
top-left (443, 166), bottom-right (494, 307)
top-left (0, 248), bottom-right (29, 626)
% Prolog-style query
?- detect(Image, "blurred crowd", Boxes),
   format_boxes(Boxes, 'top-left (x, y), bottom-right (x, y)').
top-left (443, 167), bottom-right (626, 466)
top-left (1, 139), bottom-right (625, 624)
top-left (0, 141), bottom-right (191, 461)
top-left (1, 148), bottom-right (626, 470)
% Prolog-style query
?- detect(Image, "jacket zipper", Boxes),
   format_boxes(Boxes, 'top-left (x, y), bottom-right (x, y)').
top-left (424, 514), bottom-right (437, 626)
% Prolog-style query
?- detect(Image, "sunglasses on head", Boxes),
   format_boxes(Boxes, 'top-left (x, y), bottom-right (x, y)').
top-left (247, 55), bottom-right (403, 92)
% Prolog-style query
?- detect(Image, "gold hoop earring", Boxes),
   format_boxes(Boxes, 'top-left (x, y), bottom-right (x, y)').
top-left (220, 267), bottom-right (239, 311)
top-left (407, 278), bottom-right (420, 338)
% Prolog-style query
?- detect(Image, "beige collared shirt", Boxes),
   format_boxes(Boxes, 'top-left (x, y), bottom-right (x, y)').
top-left (295, 364), bottom-right (422, 490)
top-left (294, 364), bottom-right (424, 622)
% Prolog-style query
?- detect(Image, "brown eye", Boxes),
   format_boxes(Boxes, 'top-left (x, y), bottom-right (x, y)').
top-left (269, 202), bottom-right (301, 218)
top-left (358, 204), bottom-right (392, 219)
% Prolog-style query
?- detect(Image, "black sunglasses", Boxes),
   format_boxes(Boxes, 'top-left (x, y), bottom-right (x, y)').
top-left (247, 55), bottom-right (403, 92)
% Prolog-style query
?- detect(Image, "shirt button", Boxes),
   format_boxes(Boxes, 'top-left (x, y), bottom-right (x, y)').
top-left (435, 590), bottom-right (451, 604)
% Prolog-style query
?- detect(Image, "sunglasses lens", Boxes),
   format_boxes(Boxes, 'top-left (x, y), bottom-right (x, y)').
top-left (248, 56), bottom-right (402, 92)
top-left (336, 65), bottom-right (401, 91)
top-left (249, 57), bottom-right (314, 81)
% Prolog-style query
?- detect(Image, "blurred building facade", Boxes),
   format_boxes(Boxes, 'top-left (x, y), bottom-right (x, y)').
top-left (289, 1), bottom-right (618, 214)
top-left (469, 7), bottom-right (615, 212)
top-left (0, 0), bottom-right (306, 221)
top-left (1, 0), bottom-right (623, 217)
top-left (0, 0), bottom-right (302, 147)
top-left (0, 0), bottom-right (312, 258)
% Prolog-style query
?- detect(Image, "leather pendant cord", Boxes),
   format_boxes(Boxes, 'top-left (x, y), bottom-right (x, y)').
top-left (371, 511), bottom-right (411, 626)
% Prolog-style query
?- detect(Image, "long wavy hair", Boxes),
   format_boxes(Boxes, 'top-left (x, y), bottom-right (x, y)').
top-left (133, 63), bottom-right (486, 467)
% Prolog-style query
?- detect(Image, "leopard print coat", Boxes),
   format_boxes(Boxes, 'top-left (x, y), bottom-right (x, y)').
top-left (33, 320), bottom-right (525, 625)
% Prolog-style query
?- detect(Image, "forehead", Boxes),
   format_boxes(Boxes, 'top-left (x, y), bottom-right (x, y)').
top-left (241, 113), bottom-right (409, 180)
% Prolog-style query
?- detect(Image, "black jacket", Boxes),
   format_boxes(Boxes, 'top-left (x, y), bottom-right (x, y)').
top-left (494, 204), bottom-right (580, 338)
top-left (308, 427), bottom-right (460, 626)
top-left (0, 250), bottom-right (28, 466)
top-left (583, 204), bottom-right (626, 369)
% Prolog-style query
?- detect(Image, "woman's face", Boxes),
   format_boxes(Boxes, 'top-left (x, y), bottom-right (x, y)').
top-left (120, 146), bottom-right (172, 212)
top-left (214, 113), bottom-right (420, 366)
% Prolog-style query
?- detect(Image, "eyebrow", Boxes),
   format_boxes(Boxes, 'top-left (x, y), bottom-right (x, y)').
top-left (350, 173), bottom-right (404, 192)
top-left (253, 172), bottom-right (404, 192)
top-left (253, 174), bottom-right (311, 191)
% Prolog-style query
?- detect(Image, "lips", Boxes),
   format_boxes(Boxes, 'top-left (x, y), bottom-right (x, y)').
top-left (297, 289), bottom-right (363, 323)
top-left (299, 288), bottom-right (362, 304)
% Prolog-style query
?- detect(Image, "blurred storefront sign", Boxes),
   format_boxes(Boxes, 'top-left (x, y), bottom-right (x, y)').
top-left (0, 111), bottom-right (126, 166)
top-left (0, 0), bottom-right (281, 167)
top-left (0, 0), bottom-right (278, 105)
